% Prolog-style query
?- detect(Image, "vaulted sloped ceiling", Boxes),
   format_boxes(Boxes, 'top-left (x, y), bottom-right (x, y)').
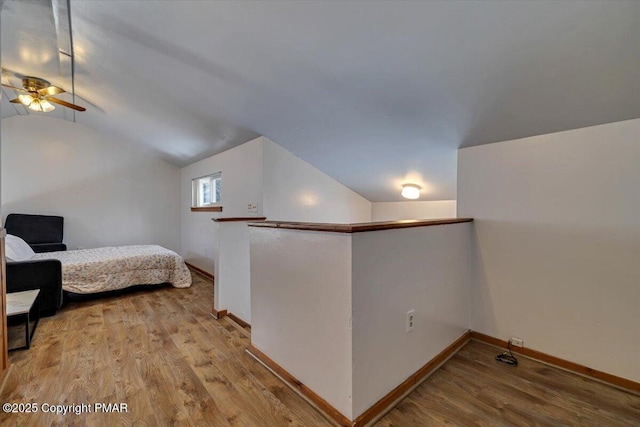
top-left (2, 1), bottom-right (639, 201)
top-left (1, 0), bottom-right (80, 121)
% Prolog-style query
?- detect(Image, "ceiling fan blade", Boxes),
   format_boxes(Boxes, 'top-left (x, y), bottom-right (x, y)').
top-left (47, 96), bottom-right (86, 111)
top-left (1, 83), bottom-right (28, 93)
top-left (39, 85), bottom-right (65, 96)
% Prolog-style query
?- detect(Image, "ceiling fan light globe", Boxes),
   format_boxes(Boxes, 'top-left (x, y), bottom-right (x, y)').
top-left (40, 99), bottom-right (55, 112)
top-left (27, 99), bottom-right (42, 112)
top-left (18, 94), bottom-right (34, 106)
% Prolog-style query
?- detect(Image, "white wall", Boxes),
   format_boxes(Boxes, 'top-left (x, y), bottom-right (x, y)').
top-left (371, 200), bottom-right (457, 221)
top-left (351, 223), bottom-right (471, 417)
top-left (183, 135), bottom-right (371, 318)
top-left (458, 119), bottom-right (640, 382)
top-left (262, 138), bottom-right (371, 223)
top-left (215, 221), bottom-right (252, 323)
top-left (182, 136), bottom-right (373, 275)
top-left (249, 222), bottom-right (472, 420)
top-left (180, 137), bottom-right (263, 274)
top-left (250, 227), bottom-right (354, 419)
top-left (0, 65), bottom-right (3, 214)
top-left (1, 115), bottom-right (181, 252)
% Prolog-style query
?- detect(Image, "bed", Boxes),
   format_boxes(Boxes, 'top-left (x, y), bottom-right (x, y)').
top-left (6, 234), bottom-right (192, 294)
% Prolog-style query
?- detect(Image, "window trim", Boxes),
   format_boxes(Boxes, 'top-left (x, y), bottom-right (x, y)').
top-left (190, 206), bottom-right (223, 212)
top-left (191, 172), bottom-right (221, 209)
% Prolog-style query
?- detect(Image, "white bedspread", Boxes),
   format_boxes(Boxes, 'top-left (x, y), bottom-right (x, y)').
top-left (31, 245), bottom-right (192, 294)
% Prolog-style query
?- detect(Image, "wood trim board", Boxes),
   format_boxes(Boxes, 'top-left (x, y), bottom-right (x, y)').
top-left (353, 330), bottom-right (471, 426)
top-left (470, 331), bottom-right (640, 394)
top-left (0, 364), bottom-right (14, 397)
top-left (248, 218), bottom-right (472, 233)
top-left (246, 345), bottom-right (352, 427)
top-left (246, 331), bottom-right (639, 424)
top-left (190, 206), bottom-right (223, 212)
top-left (184, 262), bottom-right (214, 281)
top-left (0, 229), bottom-right (7, 374)
top-left (247, 330), bottom-right (471, 427)
top-left (214, 217), bottom-right (267, 222)
top-left (227, 313), bottom-right (250, 329)
top-left (210, 308), bottom-right (227, 319)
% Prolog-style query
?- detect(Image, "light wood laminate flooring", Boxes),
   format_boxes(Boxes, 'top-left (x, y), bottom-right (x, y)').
top-left (378, 341), bottom-right (639, 426)
top-left (2, 270), bottom-right (638, 426)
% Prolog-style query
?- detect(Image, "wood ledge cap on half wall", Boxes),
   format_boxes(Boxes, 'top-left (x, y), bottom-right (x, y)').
top-left (213, 217), bottom-right (267, 222)
top-left (246, 331), bottom-right (472, 427)
top-left (247, 218), bottom-right (473, 233)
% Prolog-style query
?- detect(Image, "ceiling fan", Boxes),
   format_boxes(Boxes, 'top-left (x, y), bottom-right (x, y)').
top-left (2, 76), bottom-right (86, 112)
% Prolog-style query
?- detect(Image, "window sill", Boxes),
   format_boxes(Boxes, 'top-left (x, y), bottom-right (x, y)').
top-left (190, 206), bottom-right (223, 212)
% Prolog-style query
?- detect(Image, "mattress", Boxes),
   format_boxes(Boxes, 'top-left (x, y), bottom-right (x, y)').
top-left (31, 245), bottom-right (192, 294)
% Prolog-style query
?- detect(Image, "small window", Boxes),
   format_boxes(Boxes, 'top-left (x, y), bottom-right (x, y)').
top-left (192, 173), bottom-right (221, 207)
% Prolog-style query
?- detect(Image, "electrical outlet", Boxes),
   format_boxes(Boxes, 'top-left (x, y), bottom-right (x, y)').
top-left (510, 337), bottom-right (524, 348)
top-left (247, 202), bottom-right (258, 213)
top-left (406, 309), bottom-right (415, 333)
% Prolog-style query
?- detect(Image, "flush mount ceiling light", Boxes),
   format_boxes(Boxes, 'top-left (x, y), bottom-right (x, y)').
top-left (401, 184), bottom-right (421, 199)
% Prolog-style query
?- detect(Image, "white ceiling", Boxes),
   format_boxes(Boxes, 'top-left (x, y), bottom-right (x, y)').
top-left (1, 1), bottom-right (639, 201)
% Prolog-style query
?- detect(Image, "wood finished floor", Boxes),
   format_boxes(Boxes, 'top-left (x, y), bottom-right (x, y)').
top-left (1, 270), bottom-right (638, 426)
top-left (378, 343), bottom-right (640, 427)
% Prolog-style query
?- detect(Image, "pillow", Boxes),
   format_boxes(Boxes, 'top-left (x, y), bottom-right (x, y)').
top-left (5, 234), bottom-right (36, 262)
